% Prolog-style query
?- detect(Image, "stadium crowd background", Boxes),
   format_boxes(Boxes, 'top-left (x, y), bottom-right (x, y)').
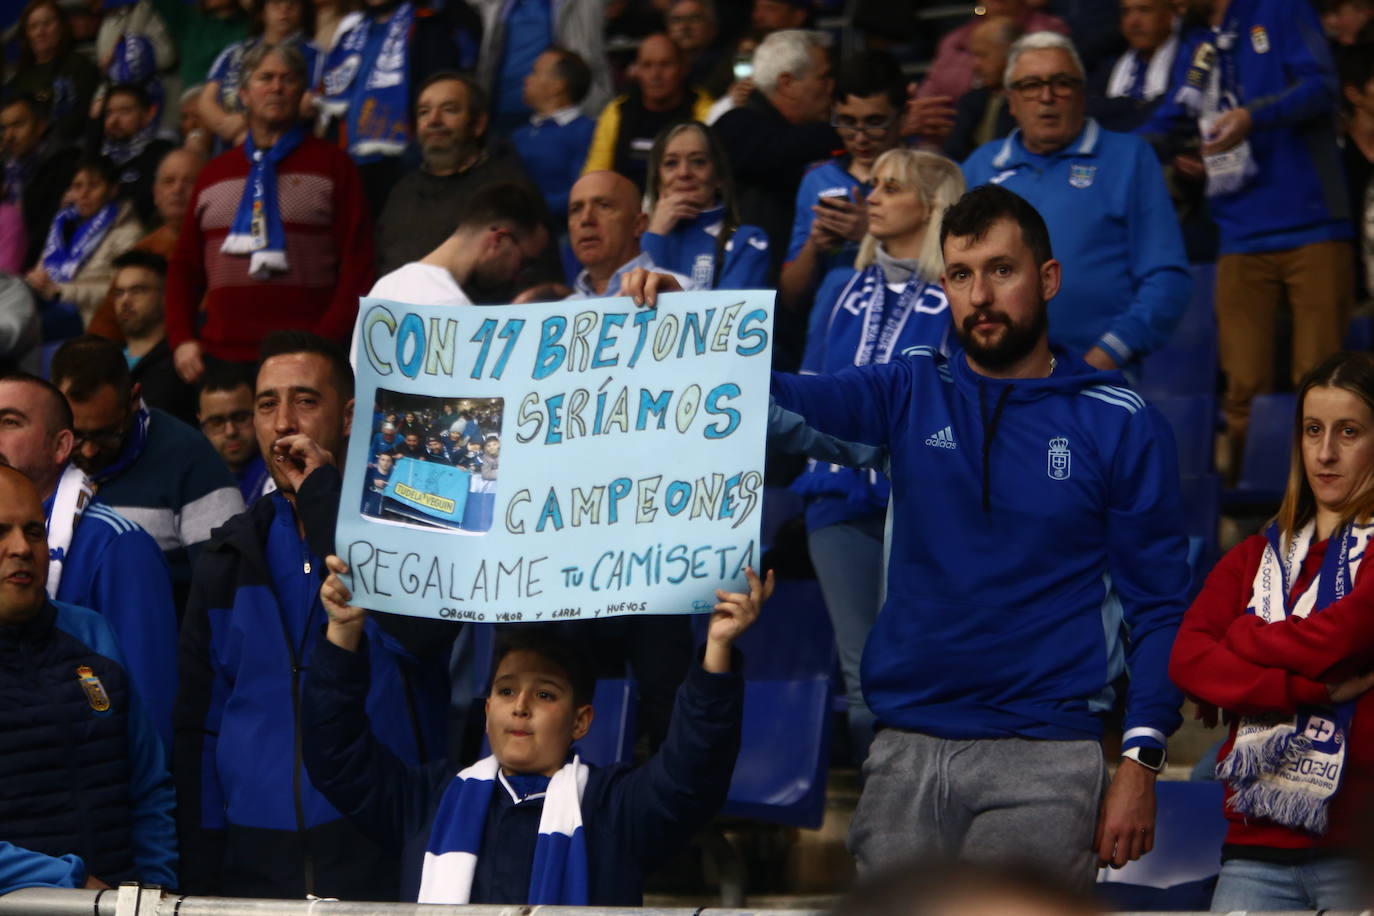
top-left (0, 0), bottom-right (1373, 911)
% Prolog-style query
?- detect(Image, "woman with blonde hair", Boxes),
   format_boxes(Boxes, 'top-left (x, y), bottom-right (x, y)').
top-left (793, 147), bottom-right (964, 767)
top-left (1170, 350), bottom-right (1374, 911)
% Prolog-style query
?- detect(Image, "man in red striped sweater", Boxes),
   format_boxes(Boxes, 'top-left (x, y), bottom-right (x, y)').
top-left (167, 43), bottom-right (375, 384)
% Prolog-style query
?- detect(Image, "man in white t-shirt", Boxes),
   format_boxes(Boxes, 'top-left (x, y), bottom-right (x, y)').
top-left (367, 182), bottom-right (551, 306)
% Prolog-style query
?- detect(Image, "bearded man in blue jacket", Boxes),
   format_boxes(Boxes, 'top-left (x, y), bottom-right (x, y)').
top-left (764, 185), bottom-right (1190, 886)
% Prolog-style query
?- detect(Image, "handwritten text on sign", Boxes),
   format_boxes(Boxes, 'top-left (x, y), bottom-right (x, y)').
top-left (335, 291), bottom-right (773, 622)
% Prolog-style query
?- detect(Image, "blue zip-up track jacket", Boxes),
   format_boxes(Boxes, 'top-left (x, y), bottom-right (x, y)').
top-left (771, 346), bottom-right (1189, 748)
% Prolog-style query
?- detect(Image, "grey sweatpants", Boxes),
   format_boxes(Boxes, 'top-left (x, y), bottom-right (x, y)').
top-left (848, 730), bottom-right (1107, 889)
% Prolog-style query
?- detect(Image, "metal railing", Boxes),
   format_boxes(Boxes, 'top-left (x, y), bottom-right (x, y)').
top-left (0, 887), bottom-right (1369, 916)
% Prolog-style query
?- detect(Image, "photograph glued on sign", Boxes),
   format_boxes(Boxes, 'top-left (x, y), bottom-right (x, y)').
top-left (361, 389), bottom-right (504, 533)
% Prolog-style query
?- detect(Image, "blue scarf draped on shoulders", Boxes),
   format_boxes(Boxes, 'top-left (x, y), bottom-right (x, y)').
top-left (318, 4), bottom-right (414, 159)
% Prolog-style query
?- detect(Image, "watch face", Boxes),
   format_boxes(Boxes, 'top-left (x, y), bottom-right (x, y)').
top-left (1135, 747), bottom-right (1166, 769)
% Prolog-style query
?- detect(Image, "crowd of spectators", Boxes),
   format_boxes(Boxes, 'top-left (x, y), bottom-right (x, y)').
top-left (1, 0), bottom-right (1373, 910)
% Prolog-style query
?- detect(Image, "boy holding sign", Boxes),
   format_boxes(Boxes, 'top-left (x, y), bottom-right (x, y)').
top-left (302, 555), bottom-right (773, 906)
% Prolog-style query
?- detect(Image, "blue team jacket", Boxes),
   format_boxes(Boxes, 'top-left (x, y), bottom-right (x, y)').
top-left (174, 476), bottom-right (449, 900)
top-left (47, 494), bottom-right (178, 750)
top-left (1138, 0), bottom-right (1352, 254)
top-left (640, 206), bottom-right (771, 290)
top-left (771, 345), bottom-right (1189, 750)
top-left (0, 601), bottom-right (176, 894)
top-left (962, 119), bottom-right (1191, 366)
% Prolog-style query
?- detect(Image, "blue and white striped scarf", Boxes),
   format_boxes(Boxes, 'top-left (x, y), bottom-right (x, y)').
top-left (41, 202), bottom-right (119, 284)
top-left (220, 124), bottom-right (304, 278)
top-left (419, 754), bottom-right (590, 905)
top-left (318, 3), bottom-right (414, 159)
top-left (1217, 520), bottom-right (1368, 834)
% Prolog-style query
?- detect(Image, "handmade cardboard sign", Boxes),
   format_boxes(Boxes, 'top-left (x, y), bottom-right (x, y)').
top-left (336, 291), bottom-right (773, 622)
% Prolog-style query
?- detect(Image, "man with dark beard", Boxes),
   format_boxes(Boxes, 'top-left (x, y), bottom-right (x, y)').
top-left (372, 73), bottom-right (543, 278)
top-left (364, 181), bottom-right (548, 313)
top-left (637, 185), bottom-right (1191, 888)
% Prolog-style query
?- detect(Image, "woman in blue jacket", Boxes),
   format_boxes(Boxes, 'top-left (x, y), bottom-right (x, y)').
top-left (794, 147), bottom-right (964, 766)
top-left (640, 120), bottom-right (770, 290)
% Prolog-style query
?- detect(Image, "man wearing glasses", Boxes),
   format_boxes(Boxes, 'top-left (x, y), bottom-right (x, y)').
top-left (778, 48), bottom-right (905, 313)
top-left (49, 335), bottom-right (244, 608)
top-left (962, 32), bottom-right (1190, 377)
top-left (111, 251), bottom-right (197, 428)
top-left (198, 362), bottom-right (272, 505)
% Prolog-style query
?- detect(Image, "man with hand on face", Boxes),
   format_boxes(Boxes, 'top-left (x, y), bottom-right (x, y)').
top-left (50, 336), bottom-right (244, 599)
top-left (566, 171), bottom-right (692, 298)
top-left (0, 465), bottom-right (176, 895)
top-left (625, 184), bottom-right (1191, 885)
top-left (198, 362), bottom-right (273, 505)
top-left (175, 330), bottom-right (450, 900)
top-left (962, 32), bottom-right (1190, 376)
top-left (374, 73), bottom-right (540, 278)
top-left (0, 371), bottom-right (177, 747)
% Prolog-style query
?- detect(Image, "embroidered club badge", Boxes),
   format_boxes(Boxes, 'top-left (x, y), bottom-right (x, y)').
top-left (77, 665), bottom-right (111, 712)
top-left (1068, 165), bottom-right (1096, 189)
top-left (1250, 25), bottom-right (1270, 54)
top-left (1048, 437), bottom-right (1071, 480)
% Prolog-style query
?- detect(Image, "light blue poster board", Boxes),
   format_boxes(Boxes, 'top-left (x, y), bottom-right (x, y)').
top-left (336, 291), bottom-right (774, 623)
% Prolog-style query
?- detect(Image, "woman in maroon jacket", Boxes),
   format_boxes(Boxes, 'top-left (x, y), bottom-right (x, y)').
top-left (1171, 350), bottom-right (1374, 912)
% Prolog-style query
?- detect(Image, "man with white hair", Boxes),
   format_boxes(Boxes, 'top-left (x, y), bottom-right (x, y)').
top-left (961, 31), bottom-right (1190, 375)
top-left (714, 29), bottom-right (839, 282)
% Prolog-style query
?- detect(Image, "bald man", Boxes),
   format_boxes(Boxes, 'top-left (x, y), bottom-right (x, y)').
top-left (567, 171), bottom-right (693, 298)
top-left (581, 34), bottom-right (714, 189)
top-left (0, 464), bottom-right (176, 894)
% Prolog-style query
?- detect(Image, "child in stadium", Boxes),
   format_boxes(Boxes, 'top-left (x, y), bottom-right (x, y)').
top-left (302, 555), bottom-right (773, 905)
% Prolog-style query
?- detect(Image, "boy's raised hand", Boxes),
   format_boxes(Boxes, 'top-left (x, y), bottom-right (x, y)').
top-left (703, 566), bottom-right (775, 674)
top-left (320, 555), bottom-right (368, 651)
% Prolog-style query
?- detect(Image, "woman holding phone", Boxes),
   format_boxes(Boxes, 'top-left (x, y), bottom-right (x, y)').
top-left (1170, 350), bottom-right (1374, 911)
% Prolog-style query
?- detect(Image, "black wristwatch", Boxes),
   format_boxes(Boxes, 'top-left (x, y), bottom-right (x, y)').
top-left (1121, 745), bottom-right (1167, 773)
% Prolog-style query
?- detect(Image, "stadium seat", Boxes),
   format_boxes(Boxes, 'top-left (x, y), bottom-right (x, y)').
top-left (1180, 473), bottom-right (1221, 589)
top-left (1152, 395), bottom-right (1216, 477)
top-left (1345, 313), bottom-right (1374, 352)
top-left (1138, 264), bottom-right (1218, 403)
top-left (1096, 781), bottom-right (1228, 910)
top-left (573, 678), bottom-right (637, 767)
top-left (1225, 393), bottom-right (1296, 505)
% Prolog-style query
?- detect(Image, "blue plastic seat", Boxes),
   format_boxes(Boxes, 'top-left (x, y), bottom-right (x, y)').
top-left (1097, 781), bottom-right (1228, 910)
top-left (1345, 313), bottom-right (1374, 351)
top-left (692, 577), bottom-right (836, 829)
top-left (1138, 264), bottom-right (1219, 403)
top-left (1225, 392), bottom-right (1296, 505)
top-left (1152, 395), bottom-right (1216, 477)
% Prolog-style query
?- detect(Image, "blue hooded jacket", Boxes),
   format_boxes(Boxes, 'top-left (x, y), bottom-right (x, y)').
top-left (771, 345), bottom-right (1189, 751)
top-left (640, 206), bottom-right (771, 290)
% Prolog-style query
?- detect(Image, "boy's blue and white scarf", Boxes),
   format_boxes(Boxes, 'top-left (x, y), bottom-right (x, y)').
top-left (318, 4), bottom-right (413, 158)
top-left (41, 202), bottom-right (119, 284)
top-left (220, 124), bottom-right (305, 278)
top-left (1216, 520), bottom-right (1369, 834)
top-left (418, 754), bottom-right (590, 905)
